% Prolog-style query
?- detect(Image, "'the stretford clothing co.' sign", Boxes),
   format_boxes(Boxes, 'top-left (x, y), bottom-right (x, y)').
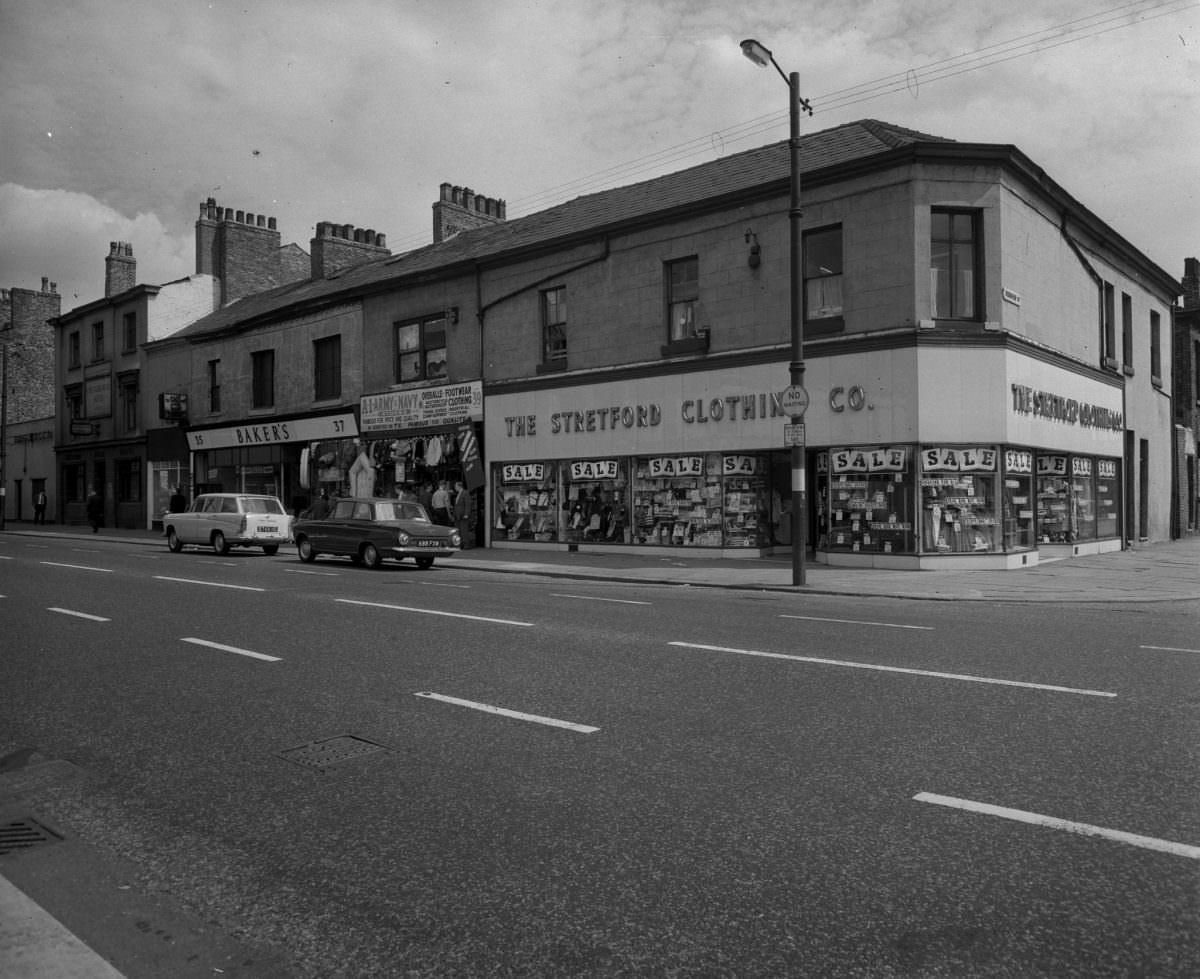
top-left (360, 382), bottom-right (483, 433)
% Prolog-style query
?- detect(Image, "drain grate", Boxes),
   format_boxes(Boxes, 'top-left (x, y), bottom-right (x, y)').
top-left (278, 734), bottom-right (390, 772)
top-left (0, 818), bottom-right (64, 856)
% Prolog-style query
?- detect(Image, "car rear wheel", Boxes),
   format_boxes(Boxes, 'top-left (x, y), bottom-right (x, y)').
top-left (167, 530), bottom-right (183, 553)
top-left (262, 544), bottom-right (279, 556)
top-left (415, 556), bottom-right (435, 570)
top-left (297, 537), bottom-right (317, 563)
top-left (212, 531), bottom-right (229, 555)
top-left (361, 542), bottom-right (382, 569)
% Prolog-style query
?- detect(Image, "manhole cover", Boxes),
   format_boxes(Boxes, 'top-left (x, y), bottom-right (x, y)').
top-left (278, 735), bottom-right (390, 771)
top-left (0, 818), bottom-right (64, 856)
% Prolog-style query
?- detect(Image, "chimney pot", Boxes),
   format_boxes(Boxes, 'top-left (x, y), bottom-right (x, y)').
top-left (50, 282), bottom-right (57, 293)
top-left (42, 277), bottom-right (49, 291)
top-left (376, 233), bottom-right (386, 247)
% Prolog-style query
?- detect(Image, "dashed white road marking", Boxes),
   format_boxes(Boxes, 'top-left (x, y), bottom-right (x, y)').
top-left (41, 562), bottom-right (113, 573)
top-left (914, 792), bottom-right (1200, 860)
top-left (283, 568), bottom-right (340, 576)
top-left (780, 613), bottom-right (932, 630)
top-left (181, 637), bottom-right (281, 662)
top-left (337, 598), bottom-right (533, 626)
top-left (415, 692), bottom-right (598, 733)
top-left (48, 607), bottom-right (110, 622)
top-left (551, 593), bottom-right (652, 605)
top-left (153, 576), bottom-right (265, 591)
top-left (419, 581), bottom-right (471, 589)
top-left (1140, 644), bottom-right (1200, 654)
top-left (669, 642), bottom-right (1117, 698)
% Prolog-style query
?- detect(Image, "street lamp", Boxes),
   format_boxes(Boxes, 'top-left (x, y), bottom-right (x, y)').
top-left (741, 38), bottom-right (812, 586)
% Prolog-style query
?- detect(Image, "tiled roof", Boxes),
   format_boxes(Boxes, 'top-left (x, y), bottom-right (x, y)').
top-left (169, 119), bottom-right (949, 340)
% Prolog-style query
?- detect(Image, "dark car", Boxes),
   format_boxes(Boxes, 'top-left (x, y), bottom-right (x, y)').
top-left (292, 497), bottom-right (461, 569)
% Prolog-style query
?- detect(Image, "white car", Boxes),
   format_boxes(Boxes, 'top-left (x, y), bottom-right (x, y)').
top-left (164, 493), bottom-right (293, 555)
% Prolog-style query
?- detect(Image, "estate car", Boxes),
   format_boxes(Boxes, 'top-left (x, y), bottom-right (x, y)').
top-left (164, 493), bottom-right (293, 555)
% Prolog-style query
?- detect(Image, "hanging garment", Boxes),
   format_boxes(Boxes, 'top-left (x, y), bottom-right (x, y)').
top-left (425, 435), bottom-right (443, 466)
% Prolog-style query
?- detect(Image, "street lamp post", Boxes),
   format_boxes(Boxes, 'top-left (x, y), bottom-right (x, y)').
top-left (741, 38), bottom-right (812, 586)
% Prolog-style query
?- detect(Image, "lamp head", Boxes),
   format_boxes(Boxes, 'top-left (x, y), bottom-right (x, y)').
top-left (740, 38), bottom-right (773, 68)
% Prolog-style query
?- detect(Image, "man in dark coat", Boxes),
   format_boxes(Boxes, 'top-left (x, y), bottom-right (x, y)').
top-left (85, 487), bottom-right (103, 533)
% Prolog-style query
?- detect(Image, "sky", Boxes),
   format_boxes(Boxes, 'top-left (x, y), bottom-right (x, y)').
top-left (1, 0), bottom-right (1197, 311)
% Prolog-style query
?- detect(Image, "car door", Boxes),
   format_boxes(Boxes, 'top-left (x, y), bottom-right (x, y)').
top-left (322, 499), bottom-right (358, 555)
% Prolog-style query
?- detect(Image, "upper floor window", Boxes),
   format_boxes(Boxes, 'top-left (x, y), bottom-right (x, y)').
top-left (252, 349), bottom-right (275, 409)
top-left (804, 225), bottom-right (843, 326)
top-left (119, 373), bottom-right (138, 432)
top-left (1121, 292), bottom-right (1133, 374)
top-left (91, 321), bottom-right (105, 361)
top-left (314, 335), bottom-right (342, 400)
top-left (208, 359), bottom-right (221, 412)
top-left (667, 257), bottom-right (699, 341)
top-left (65, 385), bottom-right (83, 420)
top-left (542, 287), bottom-right (567, 363)
top-left (395, 315), bottom-right (447, 383)
top-left (1149, 310), bottom-right (1161, 386)
top-left (1102, 282), bottom-right (1117, 367)
top-left (930, 209), bottom-right (980, 320)
top-left (122, 312), bottom-right (137, 352)
top-left (68, 331), bottom-right (80, 368)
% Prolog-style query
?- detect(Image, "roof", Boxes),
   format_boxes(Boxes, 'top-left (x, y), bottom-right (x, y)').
top-left (164, 119), bottom-right (953, 340)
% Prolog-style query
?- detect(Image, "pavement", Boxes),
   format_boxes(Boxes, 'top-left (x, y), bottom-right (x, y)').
top-left (3, 521), bottom-right (1199, 978)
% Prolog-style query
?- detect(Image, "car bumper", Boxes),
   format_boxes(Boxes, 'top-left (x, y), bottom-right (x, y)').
top-left (389, 546), bottom-right (457, 559)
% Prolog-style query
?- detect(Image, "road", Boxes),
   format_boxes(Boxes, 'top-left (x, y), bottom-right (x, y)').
top-left (1, 535), bottom-right (1197, 978)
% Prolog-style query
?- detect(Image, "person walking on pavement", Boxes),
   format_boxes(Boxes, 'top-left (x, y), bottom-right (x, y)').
top-left (169, 486), bottom-right (187, 513)
top-left (432, 480), bottom-right (451, 526)
top-left (85, 486), bottom-right (103, 533)
top-left (453, 480), bottom-right (472, 548)
top-left (34, 489), bottom-right (47, 525)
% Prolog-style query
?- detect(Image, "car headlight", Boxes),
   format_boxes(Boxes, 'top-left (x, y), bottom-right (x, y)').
top-left (397, 531), bottom-right (411, 546)
top-left (450, 531), bottom-right (462, 547)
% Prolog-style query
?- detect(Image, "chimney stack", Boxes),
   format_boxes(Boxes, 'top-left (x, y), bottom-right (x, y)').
top-left (432, 182), bottom-right (507, 243)
top-left (194, 197), bottom-right (299, 306)
top-left (104, 241), bottom-right (136, 297)
top-left (309, 221), bottom-right (391, 278)
top-left (1183, 257), bottom-right (1200, 310)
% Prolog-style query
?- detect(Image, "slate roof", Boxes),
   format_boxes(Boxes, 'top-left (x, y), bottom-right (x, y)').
top-left (167, 119), bottom-right (950, 341)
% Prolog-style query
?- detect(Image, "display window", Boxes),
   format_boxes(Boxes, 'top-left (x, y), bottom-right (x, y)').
top-left (564, 458), bottom-right (628, 544)
top-left (826, 446), bottom-right (915, 554)
top-left (633, 454), bottom-right (722, 546)
top-left (1071, 456), bottom-right (1098, 540)
top-left (814, 452), bottom-right (830, 548)
top-left (919, 446), bottom-right (1001, 553)
top-left (1036, 454), bottom-right (1072, 542)
top-left (723, 454), bottom-right (771, 547)
top-left (1001, 449), bottom-right (1035, 551)
top-left (494, 461), bottom-right (559, 541)
top-left (1096, 458), bottom-right (1121, 538)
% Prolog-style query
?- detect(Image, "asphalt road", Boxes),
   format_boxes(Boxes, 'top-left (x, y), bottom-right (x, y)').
top-left (2, 536), bottom-right (1197, 978)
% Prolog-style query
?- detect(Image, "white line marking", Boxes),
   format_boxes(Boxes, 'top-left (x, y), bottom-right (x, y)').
top-left (781, 613), bottom-right (932, 630)
top-left (48, 607), bottom-right (110, 622)
top-left (415, 692), bottom-right (598, 733)
top-left (914, 792), bottom-right (1200, 860)
top-left (70, 548), bottom-right (101, 553)
top-left (153, 576), bottom-right (265, 592)
top-left (0, 555), bottom-right (11, 560)
top-left (419, 581), bottom-right (471, 589)
top-left (1140, 644), bottom-right (1200, 654)
top-left (283, 568), bottom-right (340, 577)
top-left (41, 561), bottom-right (113, 573)
top-left (669, 642), bottom-right (1117, 698)
top-left (181, 637), bottom-right (281, 662)
top-left (336, 598), bottom-right (533, 626)
top-left (551, 593), bottom-right (652, 605)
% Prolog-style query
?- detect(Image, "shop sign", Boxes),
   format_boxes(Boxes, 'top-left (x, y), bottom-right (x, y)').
top-left (187, 412), bottom-right (357, 450)
top-left (85, 377), bottom-right (111, 418)
top-left (569, 459), bottom-right (618, 480)
top-left (1098, 459), bottom-right (1118, 479)
top-left (723, 455), bottom-right (763, 475)
top-left (361, 382), bottom-right (482, 433)
top-left (921, 447), bottom-right (997, 472)
top-left (503, 463), bottom-right (546, 483)
top-left (648, 456), bottom-right (703, 477)
top-left (831, 446), bottom-right (908, 474)
top-left (1011, 384), bottom-right (1122, 430)
top-left (1038, 455), bottom-right (1068, 476)
top-left (1005, 449), bottom-right (1033, 474)
top-left (1072, 457), bottom-right (1093, 477)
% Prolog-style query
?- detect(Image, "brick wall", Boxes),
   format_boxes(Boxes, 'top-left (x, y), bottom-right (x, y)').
top-left (0, 280), bottom-right (60, 422)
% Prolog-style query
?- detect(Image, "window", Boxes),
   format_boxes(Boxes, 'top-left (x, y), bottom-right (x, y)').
top-left (69, 332), bottom-right (80, 369)
top-left (63, 463), bottom-right (85, 503)
top-left (119, 374), bottom-right (138, 432)
top-left (122, 312), bottom-right (136, 352)
top-left (667, 257), bottom-right (699, 341)
top-left (394, 315), bottom-right (447, 383)
top-left (314, 335), bottom-right (342, 400)
top-left (91, 321), bottom-right (105, 361)
top-left (252, 349), bottom-right (275, 408)
top-left (804, 225), bottom-right (843, 325)
top-left (930, 210), bottom-right (980, 319)
top-left (65, 385), bottom-right (83, 420)
top-left (1102, 282), bottom-right (1117, 367)
top-left (1194, 340), bottom-right (1200, 404)
top-left (117, 459), bottom-right (142, 503)
top-left (1121, 292), bottom-right (1133, 374)
top-left (208, 360), bottom-right (221, 412)
top-left (1150, 311), bottom-right (1161, 385)
top-left (542, 287), bottom-right (566, 363)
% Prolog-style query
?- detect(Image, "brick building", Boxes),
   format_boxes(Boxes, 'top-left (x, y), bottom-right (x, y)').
top-left (1173, 257), bottom-right (1200, 535)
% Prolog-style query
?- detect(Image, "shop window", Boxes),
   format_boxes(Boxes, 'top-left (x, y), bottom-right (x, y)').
top-left (117, 459), bottom-right (142, 503)
top-left (493, 461), bottom-right (559, 542)
top-left (1071, 456), bottom-right (1098, 541)
top-left (919, 446), bottom-right (1001, 553)
top-left (208, 359), bottom-right (221, 412)
top-left (1102, 282), bottom-right (1117, 368)
top-left (723, 455), bottom-right (772, 547)
top-left (69, 331), bottom-right (80, 369)
top-left (1150, 311), bottom-right (1161, 386)
top-left (63, 463), bottom-right (85, 503)
top-left (666, 256), bottom-right (699, 342)
top-left (633, 454), bottom-right (723, 546)
top-left (804, 225), bottom-right (843, 332)
top-left (564, 459), bottom-right (628, 544)
top-left (1001, 449), bottom-right (1035, 551)
top-left (252, 349), bottom-right (274, 408)
top-left (1096, 458), bottom-right (1121, 538)
top-left (541, 287), bottom-right (567, 365)
top-left (122, 312), bottom-right (137, 352)
top-left (1121, 292), bottom-right (1133, 375)
top-left (314, 335), bottom-right (342, 400)
top-left (395, 315), bottom-right (447, 383)
top-left (826, 446), bottom-right (915, 554)
top-left (91, 321), bottom-right (105, 361)
top-left (930, 209), bottom-right (980, 320)
top-left (1036, 454), bottom-right (1072, 542)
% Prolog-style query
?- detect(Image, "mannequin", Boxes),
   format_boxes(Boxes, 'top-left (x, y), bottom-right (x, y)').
top-left (349, 441), bottom-right (376, 497)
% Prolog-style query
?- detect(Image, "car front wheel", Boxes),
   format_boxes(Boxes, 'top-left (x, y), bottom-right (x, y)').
top-left (297, 537), bottom-right (317, 563)
top-left (212, 531), bottom-right (229, 555)
top-left (361, 543), bottom-right (382, 569)
top-left (416, 556), bottom-right (435, 570)
top-left (167, 530), bottom-right (183, 553)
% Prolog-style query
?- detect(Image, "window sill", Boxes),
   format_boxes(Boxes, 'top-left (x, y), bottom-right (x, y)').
top-left (1122, 365), bottom-right (1135, 377)
top-left (660, 334), bottom-right (709, 357)
top-left (536, 359), bottom-right (567, 374)
top-left (1151, 376), bottom-right (1162, 389)
top-left (1103, 356), bottom-right (1119, 371)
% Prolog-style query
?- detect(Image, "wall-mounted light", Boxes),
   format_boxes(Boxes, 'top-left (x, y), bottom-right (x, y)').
top-left (446, 306), bottom-right (460, 325)
top-left (744, 228), bottom-right (761, 269)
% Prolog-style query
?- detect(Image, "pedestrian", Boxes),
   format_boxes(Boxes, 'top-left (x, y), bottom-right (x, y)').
top-left (453, 480), bottom-right (472, 548)
top-left (85, 486), bottom-right (103, 533)
top-left (169, 486), bottom-right (187, 513)
top-left (418, 481), bottom-right (434, 517)
top-left (431, 480), bottom-right (451, 526)
top-left (34, 489), bottom-right (47, 525)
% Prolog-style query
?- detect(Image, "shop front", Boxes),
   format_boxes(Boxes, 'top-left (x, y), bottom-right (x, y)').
top-left (186, 410), bottom-right (359, 517)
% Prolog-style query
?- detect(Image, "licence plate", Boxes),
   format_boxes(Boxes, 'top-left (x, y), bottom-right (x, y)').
top-left (416, 539), bottom-right (439, 548)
